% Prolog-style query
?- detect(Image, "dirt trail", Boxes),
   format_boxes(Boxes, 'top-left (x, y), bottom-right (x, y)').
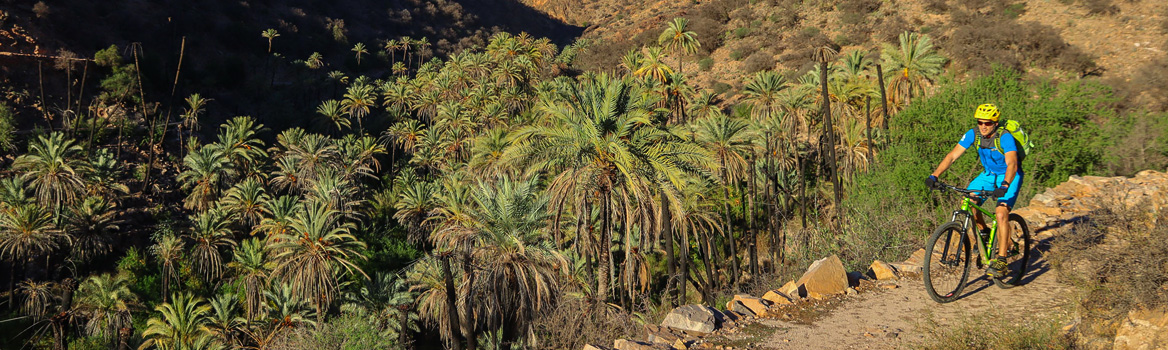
top-left (731, 240), bottom-right (1075, 349)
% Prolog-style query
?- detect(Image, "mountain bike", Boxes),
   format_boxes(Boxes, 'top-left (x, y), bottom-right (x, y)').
top-left (922, 182), bottom-right (1032, 303)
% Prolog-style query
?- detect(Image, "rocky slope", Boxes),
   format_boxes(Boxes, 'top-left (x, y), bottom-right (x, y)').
top-left (585, 170), bottom-right (1168, 350)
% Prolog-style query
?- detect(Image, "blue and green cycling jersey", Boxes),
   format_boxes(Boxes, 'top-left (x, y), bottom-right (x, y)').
top-left (957, 129), bottom-right (1018, 175)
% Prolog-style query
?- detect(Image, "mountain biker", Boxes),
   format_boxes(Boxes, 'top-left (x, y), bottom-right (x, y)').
top-left (924, 104), bottom-right (1022, 279)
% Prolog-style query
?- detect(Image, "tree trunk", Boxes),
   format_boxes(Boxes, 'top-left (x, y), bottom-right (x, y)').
top-left (701, 232), bottom-right (716, 305)
top-left (819, 60), bottom-right (843, 224)
top-left (662, 195), bottom-right (676, 307)
top-left (679, 227), bottom-right (689, 305)
top-left (866, 96), bottom-right (874, 161)
top-left (748, 157), bottom-right (758, 276)
top-left (460, 254), bottom-right (478, 350)
top-left (877, 64), bottom-right (890, 131)
top-left (597, 189), bottom-right (612, 302)
top-left (720, 168), bottom-right (738, 286)
top-left (441, 255), bottom-right (464, 350)
top-left (399, 307), bottom-right (411, 349)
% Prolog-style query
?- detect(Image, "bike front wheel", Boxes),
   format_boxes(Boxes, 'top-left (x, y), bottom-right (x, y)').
top-left (923, 221), bottom-right (972, 303)
top-left (993, 214), bottom-right (1033, 289)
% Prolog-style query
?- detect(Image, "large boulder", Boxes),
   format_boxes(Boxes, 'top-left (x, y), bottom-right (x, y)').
top-left (869, 260), bottom-right (899, 281)
top-left (728, 300), bottom-right (756, 317)
top-left (1113, 307), bottom-right (1168, 350)
top-left (660, 305), bottom-right (722, 333)
top-left (795, 255), bottom-right (849, 298)
top-left (726, 294), bottom-right (771, 315)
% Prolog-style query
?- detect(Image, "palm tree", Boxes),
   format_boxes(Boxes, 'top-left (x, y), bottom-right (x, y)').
top-left (881, 31), bottom-right (946, 106)
top-left (384, 39), bottom-right (399, 63)
top-left (341, 82), bottom-right (377, 133)
top-left (187, 208), bottom-right (238, 283)
top-left (305, 52), bottom-right (324, 70)
top-left (261, 29), bottom-right (280, 53)
top-left (0, 204), bottom-right (63, 305)
top-left (205, 293), bottom-right (245, 348)
top-left (63, 196), bottom-right (120, 264)
top-left (344, 272), bottom-right (418, 347)
top-left (220, 178), bottom-right (269, 227)
top-left (315, 99), bottom-right (349, 135)
top-left (84, 149), bottom-right (130, 200)
top-left (76, 273), bottom-right (138, 344)
top-left (352, 42), bottom-right (368, 66)
top-left (394, 174), bottom-right (437, 244)
top-left (12, 132), bottom-right (87, 212)
top-left (151, 233), bottom-right (183, 304)
top-left (268, 200), bottom-right (367, 325)
top-left (180, 94), bottom-right (211, 155)
top-left (214, 116), bottom-right (267, 181)
top-left (693, 110), bottom-right (759, 283)
top-left (658, 17), bottom-right (701, 79)
top-left (139, 293), bottom-right (223, 350)
top-left (633, 46), bottom-right (673, 84)
top-left (229, 238), bottom-right (272, 322)
top-left (178, 145), bottom-right (234, 211)
top-left (505, 74), bottom-right (709, 302)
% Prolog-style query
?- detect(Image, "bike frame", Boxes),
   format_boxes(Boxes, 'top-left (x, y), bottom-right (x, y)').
top-left (950, 195), bottom-right (999, 266)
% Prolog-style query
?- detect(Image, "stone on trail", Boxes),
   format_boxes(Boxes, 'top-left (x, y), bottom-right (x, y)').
top-left (761, 290), bottom-right (794, 305)
top-left (795, 254), bottom-right (849, 298)
top-left (726, 294), bottom-right (771, 315)
top-left (615, 338), bottom-right (665, 350)
top-left (780, 280), bottom-right (806, 299)
top-left (728, 300), bottom-right (757, 317)
top-left (869, 260), bottom-right (900, 280)
top-left (644, 324), bottom-right (683, 345)
top-left (661, 305), bottom-right (722, 333)
top-left (584, 344), bottom-right (613, 350)
top-left (889, 262), bottom-right (922, 276)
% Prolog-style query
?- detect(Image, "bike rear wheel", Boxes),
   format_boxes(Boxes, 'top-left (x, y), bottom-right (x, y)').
top-left (923, 221), bottom-right (972, 303)
top-left (993, 214), bottom-right (1032, 289)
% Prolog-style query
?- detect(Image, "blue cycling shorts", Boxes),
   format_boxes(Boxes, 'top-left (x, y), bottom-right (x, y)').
top-left (967, 170), bottom-right (1023, 208)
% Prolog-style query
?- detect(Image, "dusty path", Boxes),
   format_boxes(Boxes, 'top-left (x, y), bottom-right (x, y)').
top-left (708, 238), bottom-right (1076, 350)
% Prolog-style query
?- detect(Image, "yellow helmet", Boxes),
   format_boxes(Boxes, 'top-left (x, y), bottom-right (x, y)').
top-left (974, 104), bottom-right (1000, 122)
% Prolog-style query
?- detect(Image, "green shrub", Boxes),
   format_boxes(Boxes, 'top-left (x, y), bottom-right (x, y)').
top-left (729, 50), bottom-right (744, 60)
top-left (851, 67), bottom-right (1113, 223)
top-left (733, 27), bottom-right (751, 38)
top-left (698, 57), bottom-right (715, 71)
top-left (0, 102), bottom-right (15, 151)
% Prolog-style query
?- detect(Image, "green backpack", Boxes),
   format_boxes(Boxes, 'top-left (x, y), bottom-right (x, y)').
top-left (993, 119), bottom-right (1034, 161)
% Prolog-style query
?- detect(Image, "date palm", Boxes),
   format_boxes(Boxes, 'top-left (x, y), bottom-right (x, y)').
top-left (17, 280), bottom-right (54, 318)
top-left (268, 200), bottom-right (367, 325)
top-left (394, 173), bottom-right (437, 244)
top-left (178, 145), bottom-right (234, 212)
top-left (12, 131), bottom-right (87, 211)
top-left (0, 177), bottom-right (33, 209)
top-left (229, 238), bottom-right (271, 322)
top-left (306, 52), bottom-right (324, 70)
top-left (694, 110), bottom-right (759, 282)
top-left (84, 149), bottom-right (129, 200)
top-left (0, 204), bottom-right (64, 294)
top-left (139, 293), bottom-right (223, 350)
top-left (180, 94), bottom-right (211, 155)
top-left (261, 29), bottom-right (279, 53)
top-left (633, 47), bottom-right (673, 84)
top-left (63, 196), bottom-right (120, 263)
top-left (342, 82), bottom-right (377, 133)
top-left (221, 178), bottom-right (269, 227)
top-left (881, 31), bottom-right (946, 106)
top-left (352, 42), bottom-right (368, 65)
top-left (253, 195), bottom-right (302, 238)
top-left (315, 99), bottom-right (349, 135)
top-left (187, 208), bottom-right (238, 283)
top-left (205, 293), bottom-right (245, 348)
top-left (151, 233), bottom-right (183, 304)
top-left (76, 273), bottom-right (138, 343)
top-left (658, 17), bottom-right (700, 78)
top-left (215, 116), bottom-right (267, 180)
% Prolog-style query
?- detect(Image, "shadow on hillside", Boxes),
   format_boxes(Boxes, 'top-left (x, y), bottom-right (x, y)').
top-left (452, 0), bottom-right (585, 46)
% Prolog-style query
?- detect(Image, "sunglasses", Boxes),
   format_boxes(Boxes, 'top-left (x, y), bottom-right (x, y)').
top-left (977, 120), bottom-right (997, 126)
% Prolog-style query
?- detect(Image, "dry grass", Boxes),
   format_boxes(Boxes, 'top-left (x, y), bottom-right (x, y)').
top-left (1046, 193), bottom-right (1168, 342)
top-left (913, 312), bottom-right (1073, 350)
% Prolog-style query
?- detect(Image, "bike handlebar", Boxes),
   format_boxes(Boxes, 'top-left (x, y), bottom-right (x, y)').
top-left (934, 182), bottom-right (992, 199)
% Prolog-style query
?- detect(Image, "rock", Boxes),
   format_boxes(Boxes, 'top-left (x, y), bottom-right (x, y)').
top-left (761, 290), bottom-right (794, 305)
top-left (644, 324), bottom-right (682, 345)
top-left (585, 345), bottom-right (613, 350)
top-left (869, 260), bottom-right (899, 281)
top-left (728, 300), bottom-right (756, 317)
top-left (889, 262), bottom-right (922, 276)
top-left (615, 339), bottom-right (662, 350)
top-left (794, 255), bottom-right (849, 297)
top-left (726, 294), bottom-right (771, 315)
top-left (846, 287), bottom-right (858, 295)
top-left (661, 305), bottom-right (722, 333)
top-left (1113, 307), bottom-right (1168, 350)
top-left (671, 339), bottom-right (689, 350)
top-left (903, 249), bottom-right (928, 266)
top-left (780, 280), bottom-right (805, 299)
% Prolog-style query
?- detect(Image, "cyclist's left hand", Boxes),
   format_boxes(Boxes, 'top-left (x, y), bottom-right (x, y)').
top-left (992, 183), bottom-right (1009, 197)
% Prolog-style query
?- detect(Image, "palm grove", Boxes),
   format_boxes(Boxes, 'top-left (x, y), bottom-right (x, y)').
top-left (0, 18), bottom-right (944, 349)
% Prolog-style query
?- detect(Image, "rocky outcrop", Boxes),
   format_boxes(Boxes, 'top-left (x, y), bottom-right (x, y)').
top-left (661, 305), bottom-right (723, 333)
top-left (1014, 170), bottom-right (1168, 240)
top-left (794, 254), bottom-right (849, 298)
top-left (1113, 307), bottom-right (1168, 350)
top-left (868, 260), bottom-right (899, 281)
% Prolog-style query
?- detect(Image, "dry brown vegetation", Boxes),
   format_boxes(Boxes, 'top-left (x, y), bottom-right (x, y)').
top-left (1047, 195), bottom-right (1168, 344)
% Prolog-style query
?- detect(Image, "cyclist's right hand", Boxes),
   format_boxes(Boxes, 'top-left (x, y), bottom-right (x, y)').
top-left (925, 175), bottom-right (938, 189)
